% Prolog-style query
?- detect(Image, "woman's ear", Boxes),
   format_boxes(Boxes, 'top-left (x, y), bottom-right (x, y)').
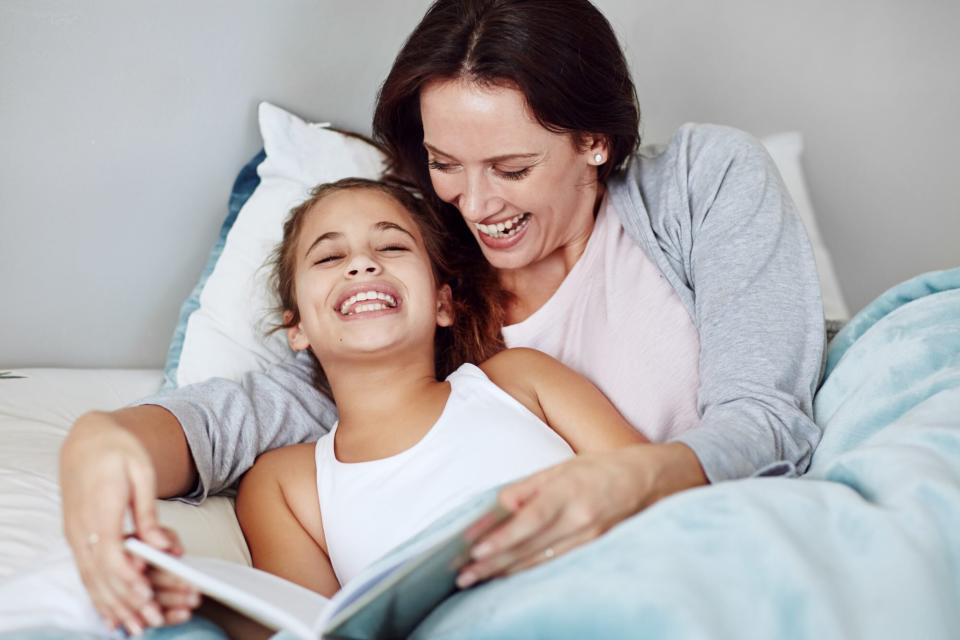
top-left (436, 284), bottom-right (455, 328)
top-left (585, 134), bottom-right (610, 166)
top-left (284, 311), bottom-right (310, 351)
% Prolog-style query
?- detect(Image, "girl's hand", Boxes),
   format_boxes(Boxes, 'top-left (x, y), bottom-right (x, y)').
top-left (60, 411), bottom-right (172, 634)
top-left (144, 527), bottom-right (202, 626)
top-left (456, 443), bottom-right (706, 587)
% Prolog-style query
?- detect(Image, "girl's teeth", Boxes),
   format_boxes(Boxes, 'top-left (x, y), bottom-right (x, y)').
top-left (340, 291), bottom-right (398, 315)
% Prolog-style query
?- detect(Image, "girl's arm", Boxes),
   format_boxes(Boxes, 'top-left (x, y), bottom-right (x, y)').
top-left (235, 443), bottom-right (340, 597)
top-left (480, 347), bottom-right (649, 452)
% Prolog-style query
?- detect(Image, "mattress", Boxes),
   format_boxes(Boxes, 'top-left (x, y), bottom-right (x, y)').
top-left (0, 368), bottom-right (250, 581)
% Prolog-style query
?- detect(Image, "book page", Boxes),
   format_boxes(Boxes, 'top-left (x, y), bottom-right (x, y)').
top-left (125, 538), bottom-right (328, 640)
top-left (316, 500), bottom-right (510, 637)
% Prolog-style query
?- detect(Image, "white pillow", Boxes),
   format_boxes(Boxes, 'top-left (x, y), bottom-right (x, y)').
top-left (762, 132), bottom-right (850, 320)
top-left (176, 103), bottom-right (386, 386)
top-left (176, 114), bottom-right (846, 387)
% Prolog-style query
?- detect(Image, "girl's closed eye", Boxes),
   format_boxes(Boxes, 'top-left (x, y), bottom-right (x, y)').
top-left (314, 254), bottom-right (344, 266)
top-left (378, 244), bottom-right (409, 253)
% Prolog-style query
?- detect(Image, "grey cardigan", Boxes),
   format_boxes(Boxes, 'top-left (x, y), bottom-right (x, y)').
top-left (139, 123), bottom-right (825, 503)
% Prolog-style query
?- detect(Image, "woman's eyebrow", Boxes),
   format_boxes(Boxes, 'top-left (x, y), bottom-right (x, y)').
top-left (423, 142), bottom-right (539, 164)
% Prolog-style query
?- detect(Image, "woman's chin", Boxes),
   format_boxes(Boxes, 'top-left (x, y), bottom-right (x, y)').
top-left (476, 237), bottom-right (539, 272)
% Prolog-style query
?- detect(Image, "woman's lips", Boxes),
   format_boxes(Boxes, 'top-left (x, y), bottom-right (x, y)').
top-left (475, 213), bottom-right (531, 250)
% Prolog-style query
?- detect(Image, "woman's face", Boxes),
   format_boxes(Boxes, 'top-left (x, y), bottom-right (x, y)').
top-left (286, 188), bottom-right (453, 366)
top-left (420, 78), bottom-right (606, 272)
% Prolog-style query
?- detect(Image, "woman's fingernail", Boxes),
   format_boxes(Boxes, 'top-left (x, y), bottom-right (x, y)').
top-left (141, 604), bottom-right (163, 627)
top-left (471, 543), bottom-right (493, 559)
top-left (456, 571), bottom-right (477, 589)
top-left (127, 621), bottom-right (144, 636)
top-left (170, 609), bottom-right (190, 624)
top-left (146, 529), bottom-right (170, 549)
top-left (134, 583), bottom-right (153, 600)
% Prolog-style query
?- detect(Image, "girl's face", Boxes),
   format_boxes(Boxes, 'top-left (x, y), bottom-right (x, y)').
top-left (286, 188), bottom-right (453, 366)
top-left (420, 78), bottom-right (607, 272)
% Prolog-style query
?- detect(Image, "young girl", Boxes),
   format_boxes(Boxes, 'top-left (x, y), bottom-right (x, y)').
top-left (0, 176), bottom-right (644, 639)
top-left (210, 177), bottom-right (648, 613)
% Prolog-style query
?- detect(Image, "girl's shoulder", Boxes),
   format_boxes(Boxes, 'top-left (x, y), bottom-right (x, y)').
top-left (477, 347), bottom-right (558, 380)
top-left (476, 348), bottom-right (556, 420)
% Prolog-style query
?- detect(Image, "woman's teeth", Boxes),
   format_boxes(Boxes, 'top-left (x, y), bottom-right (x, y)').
top-left (340, 291), bottom-right (397, 316)
top-left (475, 212), bottom-right (530, 239)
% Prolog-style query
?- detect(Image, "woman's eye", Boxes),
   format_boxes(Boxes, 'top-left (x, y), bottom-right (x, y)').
top-left (428, 160), bottom-right (457, 173)
top-left (496, 167), bottom-right (532, 181)
top-left (314, 254), bottom-right (343, 265)
top-left (378, 245), bottom-right (409, 253)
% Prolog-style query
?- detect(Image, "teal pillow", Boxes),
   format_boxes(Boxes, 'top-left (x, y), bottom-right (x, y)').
top-left (161, 150), bottom-right (266, 389)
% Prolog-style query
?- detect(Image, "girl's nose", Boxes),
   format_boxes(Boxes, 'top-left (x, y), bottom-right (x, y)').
top-left (347, 265), bottom-right (378, 276)
top-left (345, 253), bottom-right (381, 277)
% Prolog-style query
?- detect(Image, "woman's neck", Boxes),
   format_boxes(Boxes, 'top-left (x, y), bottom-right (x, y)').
top-left (500, 185), bottom-right (605, 325)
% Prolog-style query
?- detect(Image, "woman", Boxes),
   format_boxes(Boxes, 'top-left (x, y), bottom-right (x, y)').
top-left (59, 0), bottom-right (824, 633)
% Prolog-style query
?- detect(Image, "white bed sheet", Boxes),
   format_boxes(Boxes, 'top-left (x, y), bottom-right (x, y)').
top-left (0, 368), bottom-right (250, 581)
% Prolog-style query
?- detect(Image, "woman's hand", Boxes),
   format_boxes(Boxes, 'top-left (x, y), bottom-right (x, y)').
top-left (145, 527), bottom-right (202, 626)
top-left (60, 411), bottom-right (174, 634)
top-left (456, 442), bottom-right (707, 588)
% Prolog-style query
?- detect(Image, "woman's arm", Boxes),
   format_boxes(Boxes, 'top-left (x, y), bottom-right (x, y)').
top-left (479, 347), bottom-right (649, 452)
top-left (669, 125), bottom-right (826, 481)
top-left (60, 406), bottom-right (193, 635)
top-left (459, 126), bottom-right (822, 587)
top-left (236, 443), bottom-right (339, 597)
top-left (58, 352), bottom-right (334, 634)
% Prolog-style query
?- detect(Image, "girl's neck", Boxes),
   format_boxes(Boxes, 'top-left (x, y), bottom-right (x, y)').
top-left (325, 355), bottom-right (451, 455)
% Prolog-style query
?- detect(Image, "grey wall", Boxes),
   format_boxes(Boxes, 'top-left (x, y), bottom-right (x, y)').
top-left (2, 0), bottom-right (958, 368)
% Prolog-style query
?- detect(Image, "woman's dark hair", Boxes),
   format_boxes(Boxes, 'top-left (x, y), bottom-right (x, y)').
top-left (267, 177), bottom-right (506, 397)
top-left (373, 0), bottom-right (640, 194)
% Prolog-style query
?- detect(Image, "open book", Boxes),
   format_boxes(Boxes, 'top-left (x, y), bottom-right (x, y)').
top-left (124, 500), bottom-right (509, 640)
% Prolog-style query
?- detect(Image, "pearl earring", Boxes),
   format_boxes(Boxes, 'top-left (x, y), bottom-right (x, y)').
top-left (594, 153), bottom-right (604, 163)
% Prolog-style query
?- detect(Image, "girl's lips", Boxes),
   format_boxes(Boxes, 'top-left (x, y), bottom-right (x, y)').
top-left (338, 305), bottom-right (401, 322)
top-left (475, 216), bottom-right (530, 250)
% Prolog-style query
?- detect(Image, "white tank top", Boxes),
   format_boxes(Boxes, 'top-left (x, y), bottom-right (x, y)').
top-left (314, 363), bottom-right (574, 585)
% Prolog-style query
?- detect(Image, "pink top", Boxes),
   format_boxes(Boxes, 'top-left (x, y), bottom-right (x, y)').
top-left (502, 194), bottom-right (701, 442)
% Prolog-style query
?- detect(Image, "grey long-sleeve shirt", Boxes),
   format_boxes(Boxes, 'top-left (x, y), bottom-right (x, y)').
top-left (137, 123), bottom-right (825, 503)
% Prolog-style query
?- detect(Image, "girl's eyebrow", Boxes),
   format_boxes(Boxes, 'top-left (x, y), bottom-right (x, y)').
top-left (304, 231), bottom-right (341, 259)
top-left (303, 221), bottom-right (415, 260)
top-left (374, 221), bottom-right (416, 240)
top-left (423, 142), bottom-right (539, 164)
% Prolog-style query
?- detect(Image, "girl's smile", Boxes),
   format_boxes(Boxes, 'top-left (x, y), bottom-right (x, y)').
top-left (334, 282), bottom-right (402, 320)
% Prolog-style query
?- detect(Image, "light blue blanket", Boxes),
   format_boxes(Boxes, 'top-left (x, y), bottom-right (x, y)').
top-left (7, 269), bottom-right (959, 640)
top-left (391, 267), bottom-right (960, 640)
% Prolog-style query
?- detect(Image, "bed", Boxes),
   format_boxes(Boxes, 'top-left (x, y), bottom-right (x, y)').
top-left (0, 368), bottom-right (251, 582)
top-left (2, 103), bottom-right (955, 638)
top-left (3, 268), bottom-right (959, 639)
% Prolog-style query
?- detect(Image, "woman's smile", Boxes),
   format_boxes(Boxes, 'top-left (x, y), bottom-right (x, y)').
top-left (473, 212), bottom-right (532, 249)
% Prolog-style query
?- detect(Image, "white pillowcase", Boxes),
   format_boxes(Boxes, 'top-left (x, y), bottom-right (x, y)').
top-left (761, 132), bottom-right (849, 321)
top-left (175, 102), bottom-right (386, 386)
top-left (176, 111), bottom-right (847, 387)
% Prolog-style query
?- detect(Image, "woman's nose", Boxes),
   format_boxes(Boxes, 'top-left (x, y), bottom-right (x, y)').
top-left (459, 175), bottom-right (501, 222)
